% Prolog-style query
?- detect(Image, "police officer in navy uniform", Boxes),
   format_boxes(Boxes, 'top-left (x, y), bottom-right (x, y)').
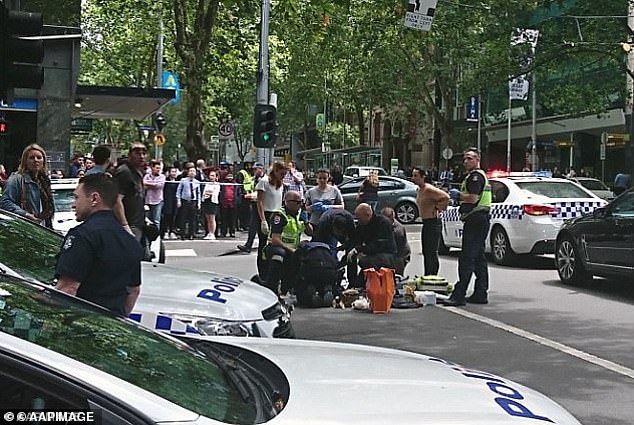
top-left (257, 190), bottom-right (309, 295)
top-left (441, 147), bottom-right (491, 306)
top-left (55, 173), bottom-right (144, 316)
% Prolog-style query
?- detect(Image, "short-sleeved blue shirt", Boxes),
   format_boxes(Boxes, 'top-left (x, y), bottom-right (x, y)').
top-left (55, 210), bottom-right (143, 315)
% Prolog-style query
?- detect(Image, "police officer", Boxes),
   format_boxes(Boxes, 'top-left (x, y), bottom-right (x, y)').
top-left (441, 147), bottom-right (491, 306)
top-left (237, 161), bottom-right (255, 230)
top-left (55, 173), bottom-right (144, 316)
top-left (312, 208), bottom-right (355, 256)
top-left (258, 190), bottom-right (308, 295)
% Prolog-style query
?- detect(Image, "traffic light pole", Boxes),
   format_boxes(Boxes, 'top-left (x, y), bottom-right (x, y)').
top-left (255, 0), bottom-right (270, 168)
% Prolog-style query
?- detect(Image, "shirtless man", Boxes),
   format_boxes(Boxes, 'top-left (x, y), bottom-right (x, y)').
top-left (412, 167), bottom-right (449, 276)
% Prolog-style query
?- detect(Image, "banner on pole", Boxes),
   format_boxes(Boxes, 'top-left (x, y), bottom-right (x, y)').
top-left (508, 29), bottom-right (539, 101)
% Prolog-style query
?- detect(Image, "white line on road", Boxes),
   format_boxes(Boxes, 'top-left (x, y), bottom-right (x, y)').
top-left (441, 306), bottom-right (634, 380)
top-left (165, 249), bottom-right (197, 257)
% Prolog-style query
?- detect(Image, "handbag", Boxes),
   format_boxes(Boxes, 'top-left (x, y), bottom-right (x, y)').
top-left (143, 222), bottom-right (160, 242)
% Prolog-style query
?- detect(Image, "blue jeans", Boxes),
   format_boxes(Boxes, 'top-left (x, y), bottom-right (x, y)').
top-left (452, 212), bottom-right (490, 302)
top-left (148, 201), bottom-right (163, 227)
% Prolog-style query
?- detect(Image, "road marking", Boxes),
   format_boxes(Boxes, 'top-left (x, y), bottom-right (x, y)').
top-left (442, 307), bottom-right (634, 379)
top-left (165, 249), bottom-right (197, 257)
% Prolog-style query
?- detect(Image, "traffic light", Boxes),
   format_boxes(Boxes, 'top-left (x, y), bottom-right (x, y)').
top-left (155, 113), bottom-right (167, 131)
top-left (0, 4), bottom-right (44, 102)
top-left (0, 117), bottom-right (8, 136)
top-left (253, 104), bottom-right (276, 148)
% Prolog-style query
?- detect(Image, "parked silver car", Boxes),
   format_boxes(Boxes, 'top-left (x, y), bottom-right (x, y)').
top-left (568, 177), bottom-right (615, 201)
top-left (338, 176), bottom-right (419, 224)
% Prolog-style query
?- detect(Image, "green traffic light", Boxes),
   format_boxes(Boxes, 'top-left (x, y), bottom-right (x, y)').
top-left (263, 134), bottom-right (269, 141)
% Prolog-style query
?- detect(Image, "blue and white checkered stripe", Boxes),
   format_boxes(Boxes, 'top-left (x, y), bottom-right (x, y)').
top-left (490, 204), bottom-right (523, 220)
top-left (441, 205), bottom-right (523, 222)
top-left (129, 313), bottom-right (201, 336)
top-left (553, 201), bottom-right (606, 219)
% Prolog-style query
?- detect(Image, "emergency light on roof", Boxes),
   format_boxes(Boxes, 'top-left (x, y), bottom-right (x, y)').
top-left (486, 170), bottom-right (553, 178)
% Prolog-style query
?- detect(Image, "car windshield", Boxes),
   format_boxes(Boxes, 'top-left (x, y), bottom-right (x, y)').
top-left (51, 187), bottom-right (75, 212)
top-left (515, 181), bottom-right (593, 199)
top-left (0, 276), bottom-right (257, 423)
top-left (0, 211), bottom-right (61, 283)
top-left (577, 179), bottom-right (608, 191)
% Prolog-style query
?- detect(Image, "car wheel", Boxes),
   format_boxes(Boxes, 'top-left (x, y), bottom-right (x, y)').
top-left (395, 202), bottom-right (418, 224)
top-left (158, 240), bottom-right (166, 264)
top-left (555, 235), bottom-right (592, 285)
top-left (491, 226), bottom-right (515, 265)
top-left (438, 235), bottom-right (450, 255)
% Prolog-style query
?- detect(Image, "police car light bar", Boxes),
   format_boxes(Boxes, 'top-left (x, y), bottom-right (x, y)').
top-left (486, 170), bottom-right (553, 178)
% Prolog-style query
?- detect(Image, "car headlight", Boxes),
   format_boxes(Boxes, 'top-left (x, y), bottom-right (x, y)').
top-left (170, 314), bottom-right (257, 337)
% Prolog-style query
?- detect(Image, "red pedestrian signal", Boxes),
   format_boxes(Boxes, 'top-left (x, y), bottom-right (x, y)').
top-left (0, 118), bottom-right (7, 135)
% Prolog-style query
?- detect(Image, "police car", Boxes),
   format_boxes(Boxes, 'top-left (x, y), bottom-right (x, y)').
top-left (0, 209), bottom-right (294, 338)
top-left (0, 274), bottom-right (582, 424)
top-left (50, 178), bottom-right (166, 263)
top-left (440, 172), bottom-right (607, 265)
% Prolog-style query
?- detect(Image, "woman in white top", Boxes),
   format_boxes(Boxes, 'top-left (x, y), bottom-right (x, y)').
top-left (254, 161), bottom-right (287, 275)
top-left (202, 170), bottom-right (221, 240)
top-left (305, 168), bottom-right (344, 232)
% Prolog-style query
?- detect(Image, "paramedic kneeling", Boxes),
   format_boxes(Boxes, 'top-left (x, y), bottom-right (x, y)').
top-left (347, 203), bottom-right (397, 288)
top-left (260, 190), bottom-right (309, 295)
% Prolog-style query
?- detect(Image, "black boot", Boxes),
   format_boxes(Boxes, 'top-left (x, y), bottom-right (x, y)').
top-left (262, 260), bottom-right (283, 294)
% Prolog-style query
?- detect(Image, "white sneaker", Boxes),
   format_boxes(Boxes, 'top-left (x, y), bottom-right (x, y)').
top-left (203, 234), bottom-right (212, 240)
top-left (209, 234), bottom-right (216, 240)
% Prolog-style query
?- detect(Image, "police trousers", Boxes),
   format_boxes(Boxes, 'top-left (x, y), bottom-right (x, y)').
top-left (452, 212), bottom-right (490, 302)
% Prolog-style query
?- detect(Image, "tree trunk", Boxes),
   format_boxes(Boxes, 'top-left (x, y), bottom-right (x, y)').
top-left (184, 74), bottom-right (206, 161)
top-left (356, 106), bottom-right (365, 146)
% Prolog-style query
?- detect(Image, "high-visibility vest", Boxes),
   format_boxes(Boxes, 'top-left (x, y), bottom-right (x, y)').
top-left (239, 169), bottom-right (254, 193)
top-left (459, 169), bottom-right (491, 220)
top-left (267, 207), bottom-right (302, 248)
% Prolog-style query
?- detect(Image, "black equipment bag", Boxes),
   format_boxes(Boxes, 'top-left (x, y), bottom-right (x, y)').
top-left (295, 242), bottom-right (340, 307)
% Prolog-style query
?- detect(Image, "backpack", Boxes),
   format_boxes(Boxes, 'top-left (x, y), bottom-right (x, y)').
top-left (296, 242), bottom-right (340, 307)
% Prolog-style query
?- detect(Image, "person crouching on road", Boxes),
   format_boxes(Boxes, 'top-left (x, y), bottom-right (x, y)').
top-left (346, 203), bottom-right (397, 288)
top-left (412, 166), bottom-right (449, 276)
top-left (55, 173), bottom-right (144, 317)
top-left (380, 207), bottom-right (411, 277)
top-left (257, 190), bottom-right (309, 295)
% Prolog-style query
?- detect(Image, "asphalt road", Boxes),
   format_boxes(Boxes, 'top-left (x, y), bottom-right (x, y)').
top-left (163, 224), bottom-right (634, 425)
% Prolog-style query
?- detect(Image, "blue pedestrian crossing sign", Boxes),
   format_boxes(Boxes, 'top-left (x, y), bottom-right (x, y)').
top-left (162, 71), bottom-right (180, 105)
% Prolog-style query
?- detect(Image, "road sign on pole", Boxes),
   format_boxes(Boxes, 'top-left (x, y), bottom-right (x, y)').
top-left (316, 113), bottom-right (324, 130)
top-left (404, 0), bottom-right (438, 32)
top-left (218, 122), bottom-right (234, 137)
top-left (154, 133), bottom-right (166, 146)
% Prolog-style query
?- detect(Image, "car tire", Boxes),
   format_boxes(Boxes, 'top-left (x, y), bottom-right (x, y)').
top-left (395, 202), bottom-right (418, 224)
top-left (438, 236), bottom-right (450, 255)
top-left (490, 226), bottom-right (515, 265)
top-left (555, 235), bottom-right (592, 285)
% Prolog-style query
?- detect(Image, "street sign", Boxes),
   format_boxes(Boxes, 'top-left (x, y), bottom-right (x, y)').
top-left (154, 133), bottom-right (166, 146)
top-left (441, 147), bottom-right (453, 160)
top-left (218, 122), bottom-right (234, 137)
top-left (162, 71), bottom-right (180, 104)
top-left (404, 0), bottom-right (438, 32)
top-left (316, 113), bottom-right (324, 129)
top-left (466, 96), bottom-right (479, 122)
top-left (600, 143), bottom-right (606, 161)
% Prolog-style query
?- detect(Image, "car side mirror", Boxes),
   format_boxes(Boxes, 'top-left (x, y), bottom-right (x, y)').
top-left (593, 207), bottom-right (607, 218)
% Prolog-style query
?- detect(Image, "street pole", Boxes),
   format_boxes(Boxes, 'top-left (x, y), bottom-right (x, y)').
top-left (506, 94), bottom-right (512, 173)
top-left (155, 13), bottom-right (163, 160)
top-left (477, 94), bottom-right (482, 155)
top-left (625, 0), bottom-right (634, 182)
top-left (530, 72), bottom-right (537, 171)
top-left (256, 0), bottom-right (270, 169)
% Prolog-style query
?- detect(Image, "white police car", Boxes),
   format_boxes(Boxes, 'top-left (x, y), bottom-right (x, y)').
top-left (441, 173), bottom-right (607, 265)
top-left (50, 178), bottom-right (166, 263)
top-left (0, 274), bottom-right (582, 424)
top-left (0, 209), bottom-right (294, 338)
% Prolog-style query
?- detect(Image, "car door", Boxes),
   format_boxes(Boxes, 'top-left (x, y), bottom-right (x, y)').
top-left (377, 178), bottom-right (405, 210)
top-left (337, 178), bottom-right (363, 213)
top-left (583, 192), bottom-right (634, 269)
